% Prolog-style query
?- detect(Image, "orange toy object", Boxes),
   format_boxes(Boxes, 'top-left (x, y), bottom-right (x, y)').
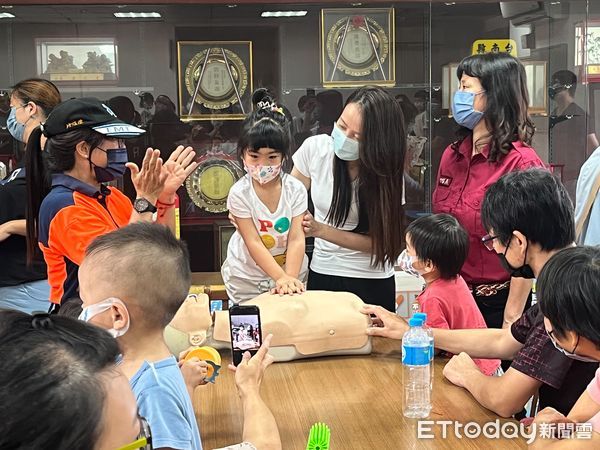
top-left (184, 346), bottom-right (222, 383)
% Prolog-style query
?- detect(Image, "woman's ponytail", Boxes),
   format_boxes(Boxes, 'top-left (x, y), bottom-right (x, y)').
top-left (25, 126), bottom-right (50, 265)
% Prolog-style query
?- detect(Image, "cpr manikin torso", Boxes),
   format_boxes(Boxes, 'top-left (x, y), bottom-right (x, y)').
top-left (213, 290), bottom-right (372, 361)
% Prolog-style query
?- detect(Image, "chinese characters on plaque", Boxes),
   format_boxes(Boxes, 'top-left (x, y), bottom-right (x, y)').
top-left (321, 8), bottom-right (395, 87)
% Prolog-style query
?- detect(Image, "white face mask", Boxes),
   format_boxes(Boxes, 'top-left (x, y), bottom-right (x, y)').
top-left (244, 162), bottom-right (282, 185)
top-left (331, 122), bottom-right (359, 161)
top-left (398, 249), bottom-right (423, 278)
top-left (78, 297), bottom-right (130, 338)
top-left (547, 331), bottom-right (598, 363)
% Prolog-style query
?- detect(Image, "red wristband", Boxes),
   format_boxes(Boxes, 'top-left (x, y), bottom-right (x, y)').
top-left (157, 199), bottom-right (176, 208)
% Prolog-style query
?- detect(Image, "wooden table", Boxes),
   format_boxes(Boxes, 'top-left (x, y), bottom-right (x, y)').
top-left (194, 338), bottom-right (527, 449)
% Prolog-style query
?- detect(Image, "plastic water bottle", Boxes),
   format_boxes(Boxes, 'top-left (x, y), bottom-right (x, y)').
top-left (413, 313), bottom-right (434, 359)
top-left (413, 312), bottom-right (434, 388)
top-left (402, 317), bottom-right (432, 418)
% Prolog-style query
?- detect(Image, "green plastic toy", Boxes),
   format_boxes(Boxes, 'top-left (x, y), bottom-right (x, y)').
top-left (306, 422), bottom-right (331, 450)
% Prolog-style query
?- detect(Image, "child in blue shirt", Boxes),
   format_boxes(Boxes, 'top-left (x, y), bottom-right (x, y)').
top-left (78, 223), bottom-right (202, 450)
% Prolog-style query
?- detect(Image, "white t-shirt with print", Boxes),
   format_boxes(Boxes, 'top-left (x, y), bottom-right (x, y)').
top-left (226, 173), bottom-right (309, 280)
top-left (293, 134), bottom-right (402, 279)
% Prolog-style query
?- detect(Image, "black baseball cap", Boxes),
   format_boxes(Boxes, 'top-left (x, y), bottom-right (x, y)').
top-left (41, 97), bottom-right (145, 138)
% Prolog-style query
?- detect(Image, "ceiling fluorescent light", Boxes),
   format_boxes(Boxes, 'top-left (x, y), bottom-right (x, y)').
top-left (0, 12), bottom-right (15, 19)
top-left (261, 11), bottom-right (307, 18)
top-left (114, 12), bottom-right (162, 19)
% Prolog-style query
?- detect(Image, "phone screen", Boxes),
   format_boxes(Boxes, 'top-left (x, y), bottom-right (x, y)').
top-left (229, 306), bottom-right (262, 366)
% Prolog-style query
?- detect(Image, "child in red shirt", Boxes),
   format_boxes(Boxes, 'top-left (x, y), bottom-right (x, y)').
top-left (398, 213), bottom-right (501, 376)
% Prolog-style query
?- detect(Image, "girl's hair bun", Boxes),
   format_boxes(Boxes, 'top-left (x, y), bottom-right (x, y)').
top-left (252, 88), bottom-right (274, 108)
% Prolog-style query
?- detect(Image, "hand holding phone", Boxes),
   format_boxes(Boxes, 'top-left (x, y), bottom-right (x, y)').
top-left (229, 305), bottom-right (263, 366)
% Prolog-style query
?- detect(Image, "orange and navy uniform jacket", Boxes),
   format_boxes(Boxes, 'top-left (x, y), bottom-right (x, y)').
top-left (38, 174), bottom-right (133, 304)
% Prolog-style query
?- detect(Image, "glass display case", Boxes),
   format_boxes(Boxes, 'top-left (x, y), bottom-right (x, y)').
top-left (1, 0), bottom-right (597, 271)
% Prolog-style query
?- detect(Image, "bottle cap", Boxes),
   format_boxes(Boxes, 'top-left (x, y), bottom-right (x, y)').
top-left (414, 312), bottom-right (427, 321)
top-left (408, 317), bottom-right (423, 327)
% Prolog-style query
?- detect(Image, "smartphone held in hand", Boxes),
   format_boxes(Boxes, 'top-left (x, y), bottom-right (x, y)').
top-left (229, 305), bottom-right (262, 366)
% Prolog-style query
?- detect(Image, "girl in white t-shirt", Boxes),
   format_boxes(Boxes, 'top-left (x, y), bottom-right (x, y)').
top-left (291, 86), bottom-right (407, 311)
top-left (222, 93), bottom-right (309, 304)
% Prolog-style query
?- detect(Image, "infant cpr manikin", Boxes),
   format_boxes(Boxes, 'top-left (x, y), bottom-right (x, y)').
top-left (164, 293), bottom-right (213, 357)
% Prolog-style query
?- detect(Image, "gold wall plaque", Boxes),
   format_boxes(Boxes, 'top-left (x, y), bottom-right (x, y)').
top-left (321, 8), bottom-right (395, 88)
top-left (185, 154), bottom-right (243, 213)
top-left (184, 48), bottom-right (249, 111)
top-left (326, 16), bottom-right (389, 78)
top-left (178, 41), bottom-right (253, 120)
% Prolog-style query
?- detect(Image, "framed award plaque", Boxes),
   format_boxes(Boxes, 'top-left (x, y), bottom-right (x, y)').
top-left (177, 41), bottom-right (253, 120)
top-left (321, 8), bottom-right (395, 88)
top-left (184, 151), bottom-right (244, 214)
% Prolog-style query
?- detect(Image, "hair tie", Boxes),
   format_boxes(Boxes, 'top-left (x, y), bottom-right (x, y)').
top-left (40, 122), bottom-right (52, 139)
top-left (256, 100), bottom-right (273, 110)
top-left (31, 313), bottom-right (53, 330)
top-left (256, 100), bottom-right (284, 116)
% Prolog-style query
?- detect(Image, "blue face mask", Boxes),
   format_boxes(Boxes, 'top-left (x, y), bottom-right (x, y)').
top-left (452, 90), bottom-right (485, 130)
top-left (7, 107), bottom-right (27, 142)
top-left (92, 147), bottom-right (128, 183)
top-left (331, 122), bottom-right (360, 161)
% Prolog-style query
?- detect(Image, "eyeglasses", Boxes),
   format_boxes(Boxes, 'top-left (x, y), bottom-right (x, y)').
top-left (10, 103), bottom-right (29, 111)
top-left (117, 416), bottom-right (152, 450)
top-left (546, 328), bottom-right (599, 362)
top-left (481, 234), bottom-right (498, 251)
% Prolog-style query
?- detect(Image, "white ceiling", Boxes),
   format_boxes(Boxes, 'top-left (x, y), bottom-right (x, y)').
top-left (0, 2), bottom-right (502, 25)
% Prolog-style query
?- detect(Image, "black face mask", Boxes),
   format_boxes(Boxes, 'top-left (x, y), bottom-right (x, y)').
top-left (548, 85), bottom-right (566, 101)
top-left (497, 237), bottom-right (535, 279)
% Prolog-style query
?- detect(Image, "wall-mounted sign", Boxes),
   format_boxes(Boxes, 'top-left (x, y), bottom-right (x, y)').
top-left (471, 39), bottom-right (517, 57)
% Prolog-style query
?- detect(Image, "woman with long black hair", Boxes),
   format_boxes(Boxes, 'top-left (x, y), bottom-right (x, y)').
top-left (0, 78), bottom-right (60, 313)
top-left (433, 52), bottom-right (545, 330)
top-left (291, 86), bottom-right (406, 311)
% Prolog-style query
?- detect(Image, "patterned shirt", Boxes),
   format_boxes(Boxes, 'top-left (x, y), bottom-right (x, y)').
top-left (510, 304), bottom-right (598, 414)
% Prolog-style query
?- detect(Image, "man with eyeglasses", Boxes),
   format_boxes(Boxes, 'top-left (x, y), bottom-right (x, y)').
top-left (364, 169), bottom-right (598, 418)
